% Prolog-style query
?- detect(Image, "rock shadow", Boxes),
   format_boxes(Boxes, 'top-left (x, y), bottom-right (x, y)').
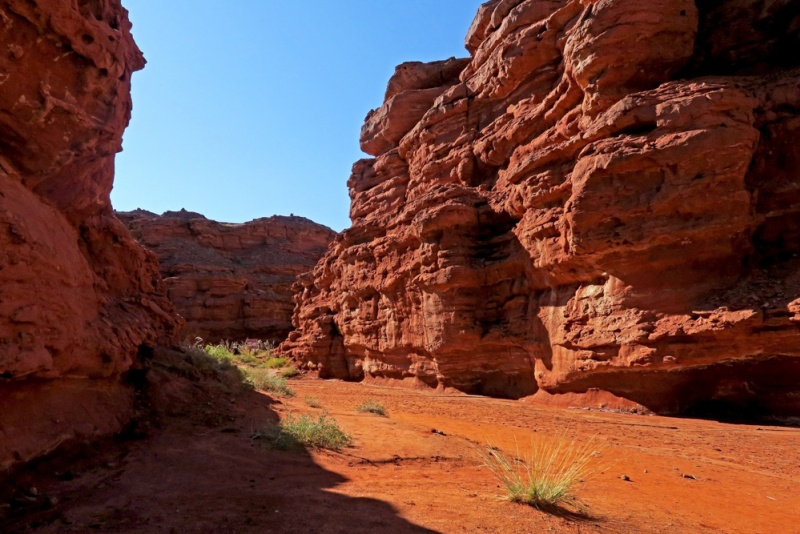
top-left (0, 348), bottom-right (437, 533)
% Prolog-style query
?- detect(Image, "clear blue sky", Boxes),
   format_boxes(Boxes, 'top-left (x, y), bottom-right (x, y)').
top-left (113, 1), bottom-right (485, 231)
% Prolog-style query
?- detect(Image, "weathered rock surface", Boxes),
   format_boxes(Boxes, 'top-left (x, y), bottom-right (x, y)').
top-left (0, 1), bottom-right (180, 471)
top-left (282, 0), bottom-right (800, 416)
top-left (118, 209), bottom-right (336, 343)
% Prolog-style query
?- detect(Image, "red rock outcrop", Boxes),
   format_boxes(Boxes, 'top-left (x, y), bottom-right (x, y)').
top-left (0, 1), bottom-right (180, 471)
top-left (281, 0), bottom-right (800, 417)
top-left (118, 209), bottom-right (336, 343)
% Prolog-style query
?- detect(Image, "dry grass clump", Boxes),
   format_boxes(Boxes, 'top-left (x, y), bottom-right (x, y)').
top-left (304, 396), bottom-right (322, 408)
top-left (480, 434), bottom-right (602, 512)
top-left (356, 399), bottom-right (387, 416)
top-left (279, 366), bottom-right (301, 378)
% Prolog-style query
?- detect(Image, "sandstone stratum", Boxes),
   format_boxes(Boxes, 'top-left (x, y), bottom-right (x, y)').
top-left (281, 0), bottom-right (800, 416)
top-left (118, 209), bottom-right (336, 343)
top-left (0, 1), bottom-right (180, 471)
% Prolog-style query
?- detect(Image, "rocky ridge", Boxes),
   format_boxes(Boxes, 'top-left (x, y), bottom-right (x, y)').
top-left (118, 209), bottom-right (336, 343)
top-left (281, 0), bottom-right (800, 416)
top-left (0, 1), bottom-right (180, 471)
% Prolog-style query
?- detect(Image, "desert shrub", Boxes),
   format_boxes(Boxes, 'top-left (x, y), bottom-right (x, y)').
top-left (242, 368), bottom-right (295, 397)
top-left (203, 343), bottom-right (235, 364)
top-left (356, 399), bottom-right (387, 416)
top-left (480, 435), bottom-right (601, 511)
top-left (255, 413), bottom-right (351, 450)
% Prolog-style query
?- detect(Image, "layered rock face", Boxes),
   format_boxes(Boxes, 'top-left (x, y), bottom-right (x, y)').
top-left (282, 0), bottom-right (800, 416)
top-left (119, 210), bottom-right (336, 343)
top-left (0, 1), bottom-right (179, 471)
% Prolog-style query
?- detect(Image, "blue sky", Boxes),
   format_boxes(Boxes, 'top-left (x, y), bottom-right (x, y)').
top-left (113, 1), bottom-right (486, 231)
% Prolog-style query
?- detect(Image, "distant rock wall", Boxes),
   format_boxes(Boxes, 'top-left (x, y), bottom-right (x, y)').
top-left (119, 210), bottom-right (336, 343)
top-left (281, 0), bottom-right (800, 416)
top-left (0, 1), bottom-right (180, 472)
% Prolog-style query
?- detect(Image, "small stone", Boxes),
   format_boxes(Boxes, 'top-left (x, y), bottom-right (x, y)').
top-left (620, 475), bottom-right (631, 481)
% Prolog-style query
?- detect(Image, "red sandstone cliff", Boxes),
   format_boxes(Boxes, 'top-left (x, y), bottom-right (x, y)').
top-left (0, 1), bottom-right (180, 471)
top-left (118, 209), bottom-right (336, 343)
top-left (281, 0), bottom-right (800, 417)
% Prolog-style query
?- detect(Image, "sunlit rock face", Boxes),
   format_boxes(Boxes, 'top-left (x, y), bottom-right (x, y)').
top-left (0, 0), bottom-right (181, 471)
top-left (281, 0), bottom-right (800, 416)
top-left (118, 210), bottom-right (337, 344)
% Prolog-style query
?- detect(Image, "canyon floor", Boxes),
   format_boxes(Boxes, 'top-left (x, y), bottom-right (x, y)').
top-left (3, 366), bottom-right (800, 534)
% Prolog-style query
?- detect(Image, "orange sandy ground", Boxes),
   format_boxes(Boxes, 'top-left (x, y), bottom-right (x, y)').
top-left (4, 375), bottom-right (800, 533)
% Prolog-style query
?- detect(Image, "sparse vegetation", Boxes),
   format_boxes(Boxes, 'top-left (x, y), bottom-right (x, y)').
top-left (356, 399), bottom-right (387, 416)
top-left (242, 368), bottom-right (295, 397)
top-left (202, 343), bottom-right (235, 364)
top-left (254, 413), bottom-right (352, 450)
top-left (264, 356), bottom-right (289, 369)
top-left (305, 396), bottom-right (322, 408)
top-left (199, 339), bottom-right (277, 368)
top-left (182, 338), bottom-right (299, 396)
top-left (480, 435), bottom-right (601, 511)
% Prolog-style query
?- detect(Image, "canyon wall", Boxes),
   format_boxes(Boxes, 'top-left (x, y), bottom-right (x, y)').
top-left (119, 210), bottom-right (336, 343)
top-left (281, 0), bottom-right (800, 416)
top-left (0, 1), bottom-right (180, 471)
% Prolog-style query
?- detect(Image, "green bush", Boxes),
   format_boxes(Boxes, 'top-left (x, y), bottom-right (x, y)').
top-left (255, 413), bottom-right (352, 450)
top-left (280, 366), bottom-right (301, 378)
top-left (204, 344), bottom-right (234, 364)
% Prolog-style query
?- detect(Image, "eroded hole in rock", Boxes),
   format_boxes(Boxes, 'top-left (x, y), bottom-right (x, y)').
top-left (136, 344), bottom-right (154, 361)
top-left (614, 121), bottom-right (658, 137)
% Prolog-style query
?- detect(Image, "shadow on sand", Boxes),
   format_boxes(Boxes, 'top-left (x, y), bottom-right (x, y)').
top-left (1, 349), bottom-right (437, 533)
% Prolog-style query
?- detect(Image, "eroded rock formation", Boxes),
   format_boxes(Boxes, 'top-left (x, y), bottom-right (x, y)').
top-left (0, 1), bottom-right (180, 471)
top-left (281, 0), bottom-right (800, 416)
top-left (118, 209), bottom-right (336, 343)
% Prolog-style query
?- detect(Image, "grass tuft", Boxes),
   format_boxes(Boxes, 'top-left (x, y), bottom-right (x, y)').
top-left (254, 413), bottom-right (352, 450)
top-left (480, 434), bottom-right (601, 512)
top-left (356, 399), bottom-right (387, 416)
